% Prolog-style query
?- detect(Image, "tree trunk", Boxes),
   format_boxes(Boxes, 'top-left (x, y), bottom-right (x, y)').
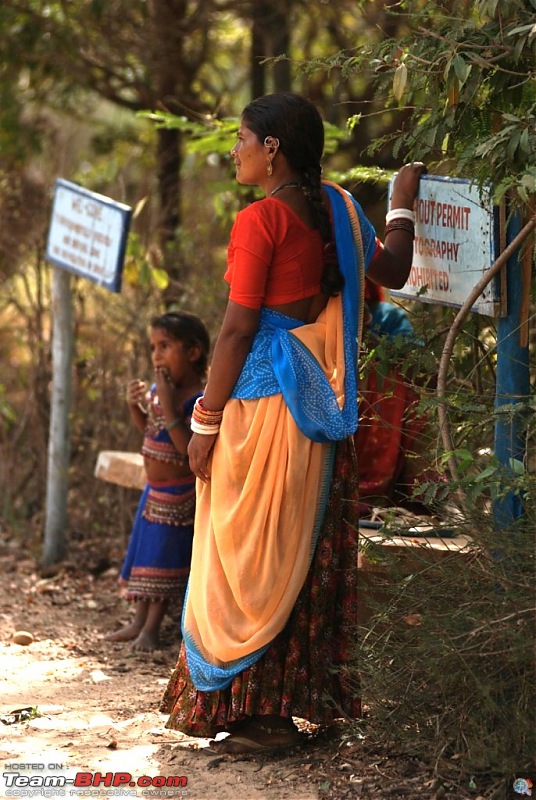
top-left (251, 6), bottom-right (266, 99)
top-left (157, 126), bottom-right (183, 289)
top-left (251, 0), bottom-right (292, 99)
top-left (151, 0), bottom-right (188, 293)
top-left (271, 8), bottom-right (291, 93)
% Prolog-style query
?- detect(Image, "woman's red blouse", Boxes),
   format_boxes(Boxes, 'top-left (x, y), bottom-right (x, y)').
top-left (224, 197), bottom-right (325, 310)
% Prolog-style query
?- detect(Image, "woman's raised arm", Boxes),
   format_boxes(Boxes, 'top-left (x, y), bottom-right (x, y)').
top-left (367, 162), bottom-right (426, 289)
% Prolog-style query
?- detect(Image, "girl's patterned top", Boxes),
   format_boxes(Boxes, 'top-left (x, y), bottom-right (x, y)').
top-left (141, 384), bottom-right (201, 466)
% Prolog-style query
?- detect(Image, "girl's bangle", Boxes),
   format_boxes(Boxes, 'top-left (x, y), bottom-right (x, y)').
top-left (165, 417), bottom-right (183, 431)
top-left (386, 207), bottom-right (415, 224)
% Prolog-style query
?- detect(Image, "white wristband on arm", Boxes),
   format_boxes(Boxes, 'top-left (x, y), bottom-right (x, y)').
top-left (386, 208), bottom-right (416, 224)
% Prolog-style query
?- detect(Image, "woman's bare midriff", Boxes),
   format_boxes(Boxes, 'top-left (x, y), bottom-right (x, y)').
top-left (266, 292), bottom-right (328, 323)
top-left (144, 457), bottom-right (192, 483)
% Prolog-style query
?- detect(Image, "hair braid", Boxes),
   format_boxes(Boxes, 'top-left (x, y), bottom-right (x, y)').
top-left (302, 166), bottom-right (344, 296)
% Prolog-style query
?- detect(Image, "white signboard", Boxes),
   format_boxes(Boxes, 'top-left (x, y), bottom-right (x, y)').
top-left (390, 175), bottom-right (501, 316)
top-left (46, 179), bottom-right (131, 293)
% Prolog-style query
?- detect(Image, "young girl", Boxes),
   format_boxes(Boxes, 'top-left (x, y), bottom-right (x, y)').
top-left (104, 311), bottom-right (210, 652)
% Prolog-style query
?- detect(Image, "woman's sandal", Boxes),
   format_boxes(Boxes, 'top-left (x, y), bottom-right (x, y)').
top-left (208, 716), bottom-right (301, 755)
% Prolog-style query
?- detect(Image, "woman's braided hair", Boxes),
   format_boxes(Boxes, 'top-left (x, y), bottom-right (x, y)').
top-left (242, 92), bottom-right (344, 296)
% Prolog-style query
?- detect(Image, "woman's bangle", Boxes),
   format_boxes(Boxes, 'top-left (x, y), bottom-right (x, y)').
top-left (190, 396), bottom-right (224, 435)
top-left (192, 397), bottom-right (224, 426)
top-left (190, 419), bottom-right (220, 435)
top-left (385, 218), bottom-right (415, 238)
top-left (165, 417), bottom-right (183, 431)
top-left (386, 207), bottom-right (415, 224)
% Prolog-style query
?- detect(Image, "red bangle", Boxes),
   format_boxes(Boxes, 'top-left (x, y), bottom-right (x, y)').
top-left (192, 397), bottom-right (224, 427)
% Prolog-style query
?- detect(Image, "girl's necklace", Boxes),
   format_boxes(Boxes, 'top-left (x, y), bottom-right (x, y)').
top-left (270, 181), bottom-right (300, 197)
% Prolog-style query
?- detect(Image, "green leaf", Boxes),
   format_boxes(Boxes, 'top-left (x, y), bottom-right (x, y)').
top-left (453, 55), bottom-right (471, 87)
top-left (347, 114), bottom-right (362, 133)
top-left (132, 196), bottom-right (149, 219)
top-left (506, 129), bottom-right (521, 160)
top-left (424, 125), bottom-right (438, 147)
top-left (453, 448), bottom-right (473, 462)
top-left (151, 267), bottom-right (169, 290)
top-left (393, 63), bottom-right (408, 101)
top-left (481, 0), bottom-right (499, 16)
top-left (502, 113), bottom-right (521, 123)
top-left (473, 466), bottom-right (498, 482)
top-left (518, 127), bottom-right (530, 156)
top-left (508, 458), bottom-right (525, 476)
top-left (139, 260), bottom-right (151, 285)
top-left (507, 24), bottom-right (536, 36)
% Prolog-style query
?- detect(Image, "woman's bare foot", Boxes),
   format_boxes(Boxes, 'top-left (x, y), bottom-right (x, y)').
top-left (208, 715), bottom-right (301, 755)
top-left (103, 622), bottom-right (143, 642)
top-left (131, 630), bottom-right (160, 652)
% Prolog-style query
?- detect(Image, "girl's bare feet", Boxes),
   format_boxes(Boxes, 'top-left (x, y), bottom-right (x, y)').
top-left (103, 599), bottom-right (167, 652)
top-left (103, 599), bottom-right (149, 643)
top-left (131, 630), bottom-right (160, 652)
top-left (130, 599), bottom-right (167, 651)
top-left (103, 622), bottom-right (143, 642)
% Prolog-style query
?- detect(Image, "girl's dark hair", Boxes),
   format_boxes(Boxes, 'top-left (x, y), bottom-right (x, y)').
top-left (242, 92), bottom-right (344, 296)
top-left (150, 311), bottom-right (210, 377)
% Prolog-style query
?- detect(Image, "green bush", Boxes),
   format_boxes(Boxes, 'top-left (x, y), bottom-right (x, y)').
top-left (354, 491), bottom-right (535, 794)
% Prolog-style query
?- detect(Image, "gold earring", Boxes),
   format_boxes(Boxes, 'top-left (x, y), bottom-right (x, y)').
top-left (267, 161), bottom-right (273, 178)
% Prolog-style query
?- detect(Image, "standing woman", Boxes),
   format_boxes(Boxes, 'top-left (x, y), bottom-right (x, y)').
top-left (160, 92), bottom-right (424, 753)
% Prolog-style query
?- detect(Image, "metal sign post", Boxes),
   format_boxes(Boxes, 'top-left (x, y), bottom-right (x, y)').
top-left (43, 180), bottom-right (131, 567)
top-left (493, 211), bottom-right (530, 527)
top-left (43, 268), bottom-right (73, 566)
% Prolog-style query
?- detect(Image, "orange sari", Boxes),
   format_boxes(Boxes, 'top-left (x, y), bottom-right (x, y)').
top-left (162, 183), bottom-right (376, 730)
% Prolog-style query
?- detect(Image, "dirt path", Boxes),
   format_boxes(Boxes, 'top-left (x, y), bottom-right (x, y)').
top-left (0, 539), bottom-right (471, 800)
top-left (0, 549), bottom-right (322, 800)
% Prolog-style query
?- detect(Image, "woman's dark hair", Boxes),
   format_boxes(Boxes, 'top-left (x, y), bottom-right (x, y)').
top-left (150, 311), bottom-right (210, 377)
top-left (242, 92), bottom-right (344, 295)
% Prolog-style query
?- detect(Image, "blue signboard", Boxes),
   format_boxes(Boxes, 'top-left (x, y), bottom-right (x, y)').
top-left (46, 179), bottom-right (132, 293)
